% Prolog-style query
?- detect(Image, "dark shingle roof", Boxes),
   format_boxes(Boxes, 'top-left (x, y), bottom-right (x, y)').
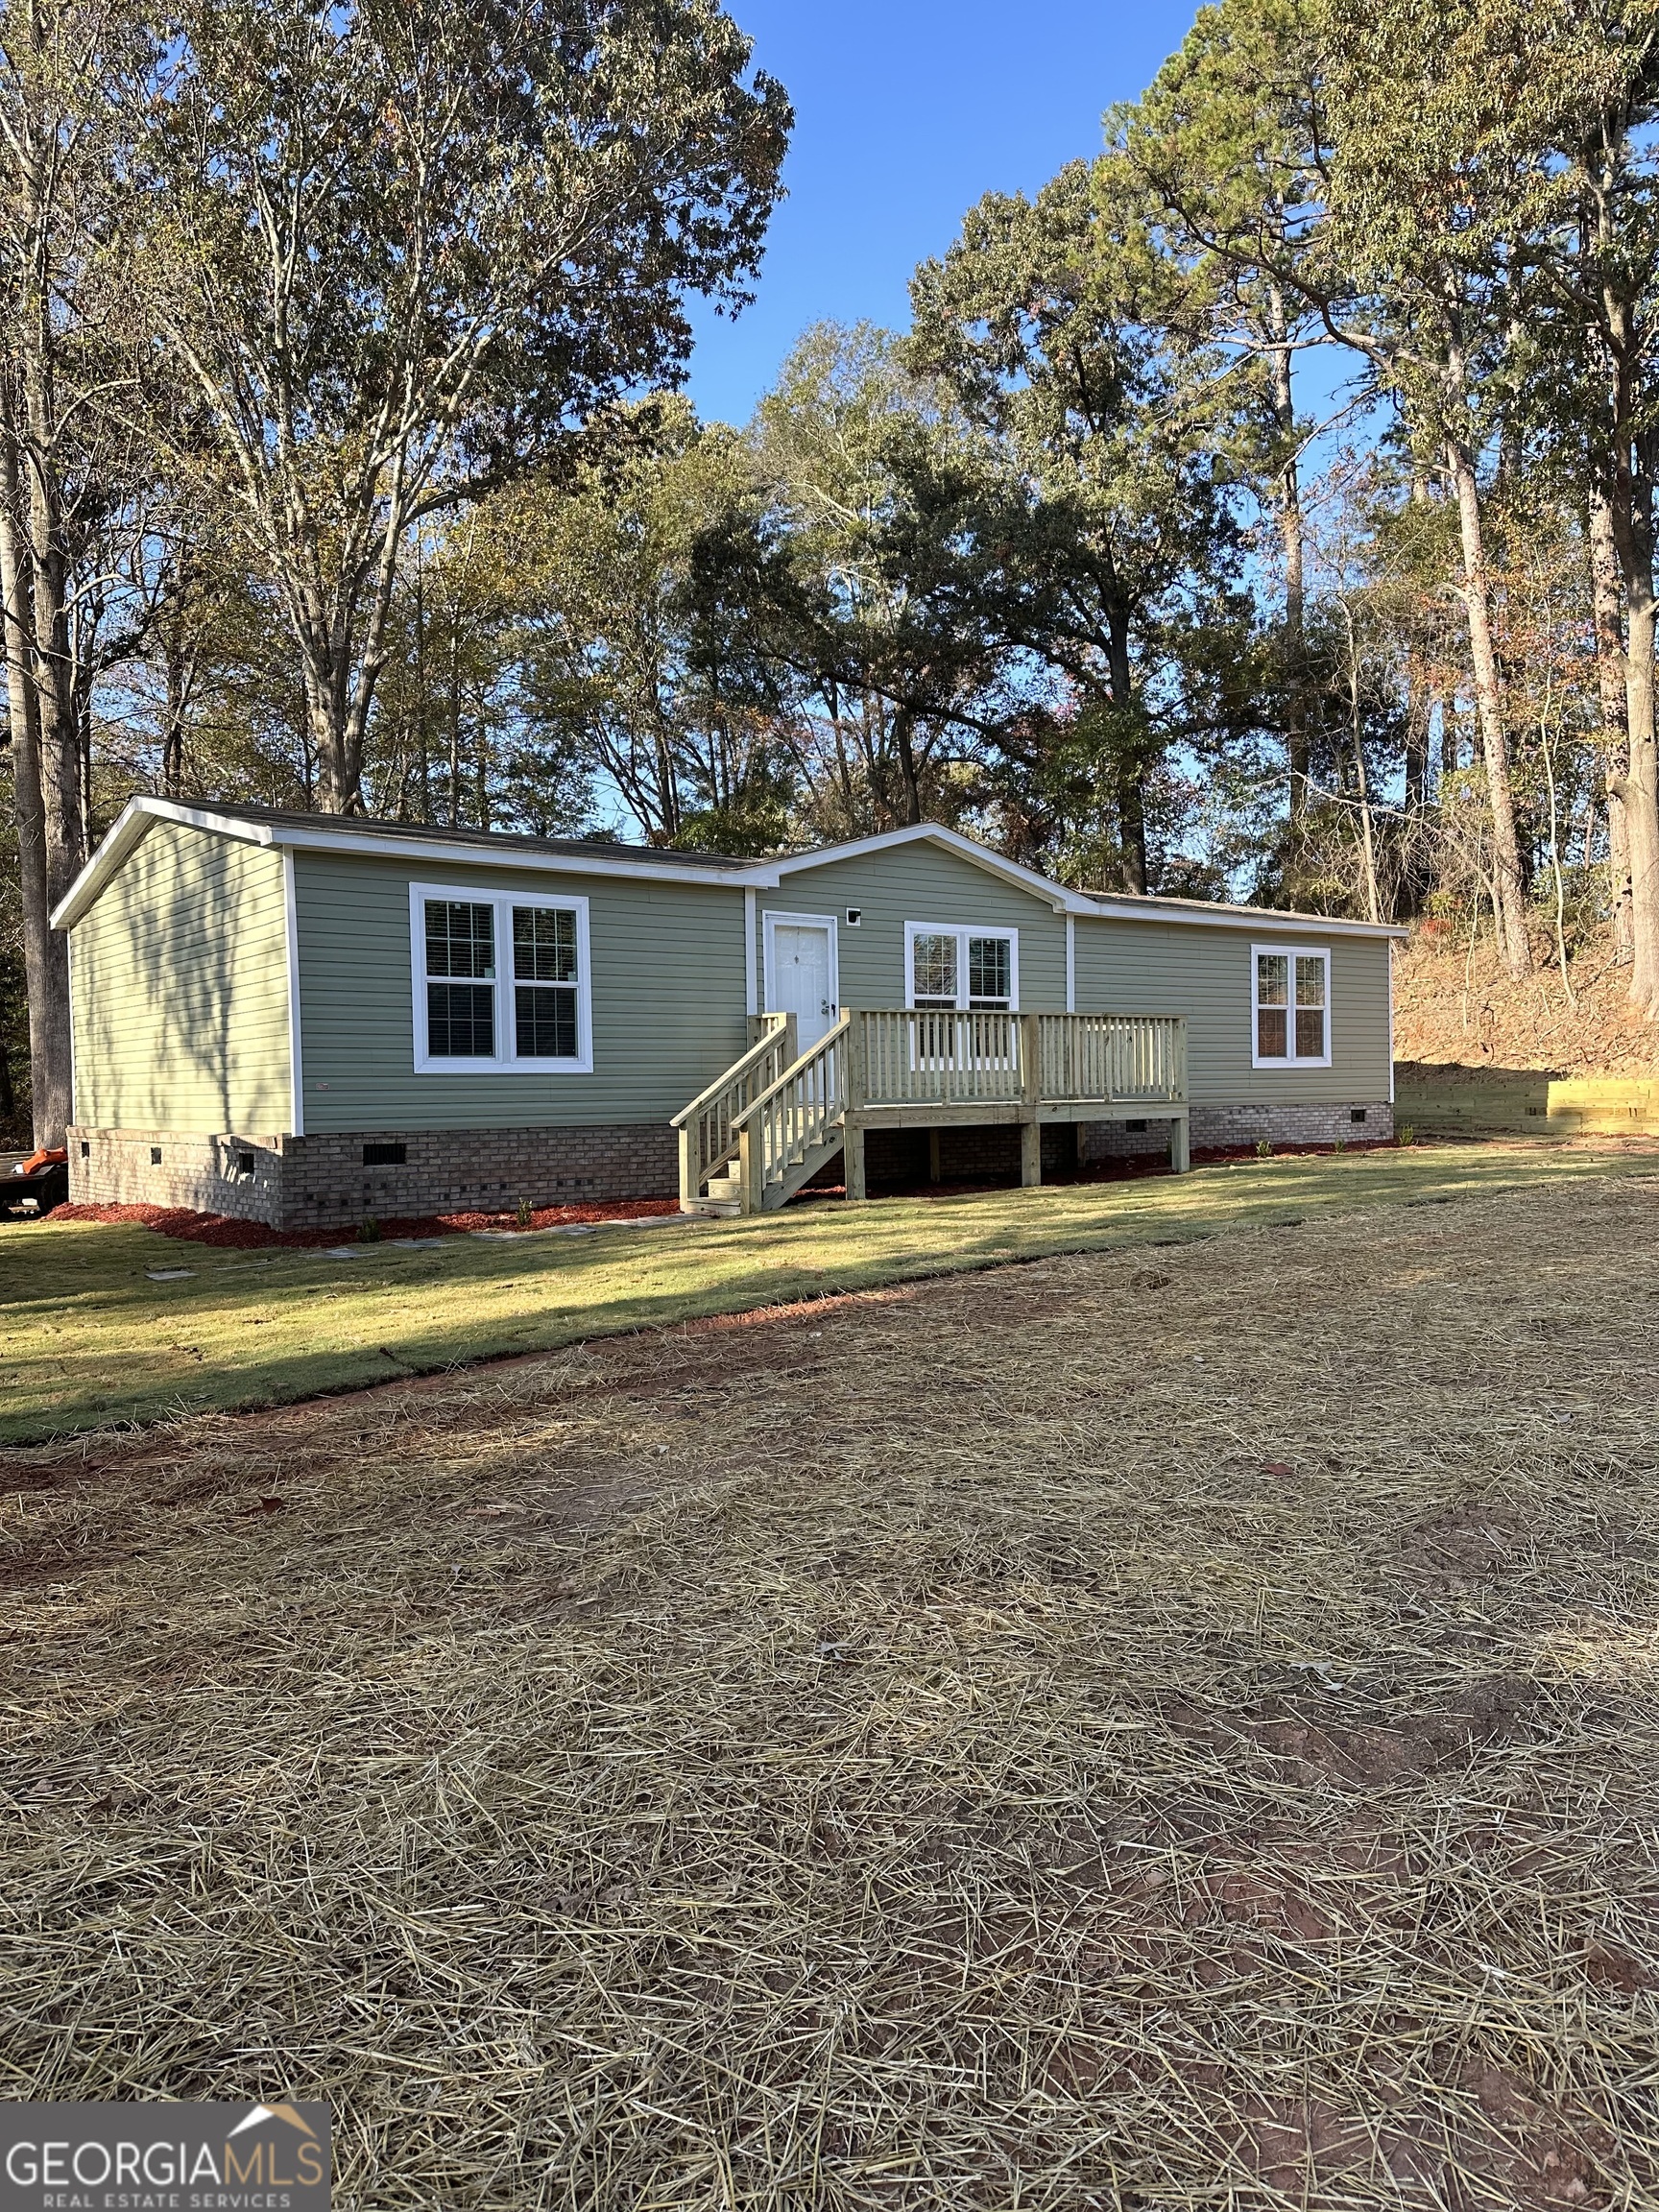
top-left (215, 802), bottom-right (757, 871)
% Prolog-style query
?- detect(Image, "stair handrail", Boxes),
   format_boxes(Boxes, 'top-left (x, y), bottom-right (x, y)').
top-left (669, 1012), bottom-right (791, 1131)
top-left (727, 1011), bottom-right (851, 1135)
top-left (731, 1012), bottom-right (852, 1213)
top-left (671, 1012), bottom-right (795, 1206)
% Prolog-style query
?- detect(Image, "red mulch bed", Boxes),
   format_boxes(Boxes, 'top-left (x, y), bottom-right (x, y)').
top-left (49, 1197), bottom-right (682, 1250)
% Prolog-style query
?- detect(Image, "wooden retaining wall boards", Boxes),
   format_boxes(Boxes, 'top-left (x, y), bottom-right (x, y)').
top-left (1394, 1066), bottom-right (1659, 1137)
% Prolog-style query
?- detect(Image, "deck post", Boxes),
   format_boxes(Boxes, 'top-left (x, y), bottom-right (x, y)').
top-left (739, 1123), bottom-right (759, 1215)
top-left (845, 1116), bottom-right (867, 1201)
top-left (1169, 1111), bottom-right (1190, 1174)
top-left (678, 1125), bottom-right (696, 1210)
top-left (927, 1129), bottom-right (942, 1184)
top-left (1020, 1013), bottom-right (1042, 1188)
top-left (845, 1012), bottom-right (869, 1201)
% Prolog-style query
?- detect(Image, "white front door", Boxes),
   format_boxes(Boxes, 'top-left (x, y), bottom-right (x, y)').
top-left (768, 918), bottom-right (837, 1052)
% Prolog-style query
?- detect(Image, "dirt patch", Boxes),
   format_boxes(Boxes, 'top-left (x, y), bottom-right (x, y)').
top-left (5, 1176), bottom-right (1659, 2206)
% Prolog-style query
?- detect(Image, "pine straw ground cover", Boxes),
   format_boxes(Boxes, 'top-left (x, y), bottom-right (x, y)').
top-left (4, 1175), bottom-right (1659, 2207)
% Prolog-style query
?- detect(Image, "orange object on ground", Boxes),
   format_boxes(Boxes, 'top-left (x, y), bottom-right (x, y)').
top-left (12, 1147), bottom-right (67, 1175)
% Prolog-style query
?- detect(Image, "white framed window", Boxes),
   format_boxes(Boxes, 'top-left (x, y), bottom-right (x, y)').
top-left (410, 882), bottom-right (592, 1073)
top-left (903, 922), bottom-right (1019, 1011)
top-left (1252, 943), bottom-right (1330, 1068)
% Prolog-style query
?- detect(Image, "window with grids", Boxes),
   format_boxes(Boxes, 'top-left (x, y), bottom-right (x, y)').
top-left (424, 901), bottom-right (496, 1057)
top-left (908, 926), bottom-right (1016, 1011)
top-left (1253, 946), bottom-right (1329, 1064)
top-left (513, 906), bottom-right (579, 1059)
top-left (414, 886), bottom-right (589, 1069)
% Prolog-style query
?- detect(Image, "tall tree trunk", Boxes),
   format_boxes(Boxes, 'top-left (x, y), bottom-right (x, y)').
top-left (893, 708), bottom-right (923, 827)
top-left (1107, 607), bottom-right (1147, 893)
top-left (1589, 484), bottom-right (1634, 962)
top-left (1400, 650), bottom-right (1432, 917)
top-left (1603, 413), bottom-right (1659, 1012)
top-left (0, 418), bottom-right (71, 1144)
top-left (1620, 502), bottom-right (1659, 1012)
top-left (1266, 279), bottom-right (1308, 830)
top-left (1444, 425), bottom-right (1530, 976)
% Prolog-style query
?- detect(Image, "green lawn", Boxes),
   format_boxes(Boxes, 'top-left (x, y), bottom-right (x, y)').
top-left (2, 1141), bottom-right (1650, 1445)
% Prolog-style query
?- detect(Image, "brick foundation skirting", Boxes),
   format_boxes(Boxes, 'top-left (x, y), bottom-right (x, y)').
top-left (1081, 1100), bottom-right (1393, 1160)
top-left (68, 1099), bottom-right (1395, 1228)
top-left (68, 1123), bottom-right (679, 1232)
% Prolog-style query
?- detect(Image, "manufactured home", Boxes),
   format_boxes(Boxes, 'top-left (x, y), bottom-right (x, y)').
top-left (53, 799), bottom-right (1403, 1230)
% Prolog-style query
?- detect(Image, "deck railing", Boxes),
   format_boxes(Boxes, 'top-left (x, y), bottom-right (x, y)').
top-left (670, 1011), bottom-right (795, 1206)
top-left (678, 1009), bottom-right (1188, 1212)
top-left (1035, 1012), bottom-right (1186, 1104)
top-left (856, 1009), bottom-right (1185, 1110)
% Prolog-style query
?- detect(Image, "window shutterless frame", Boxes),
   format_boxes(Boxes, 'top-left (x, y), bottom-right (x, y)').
top-left (1251, 942), bottom-right (1331, 1069)
top-left (410, 881), bottom-right (592, 1073)
top-left (902, 922), bottom-right (1020, 1011)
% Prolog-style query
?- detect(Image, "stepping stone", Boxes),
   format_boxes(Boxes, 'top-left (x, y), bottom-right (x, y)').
top-left (146, 1267), bottom-right (195, 1281)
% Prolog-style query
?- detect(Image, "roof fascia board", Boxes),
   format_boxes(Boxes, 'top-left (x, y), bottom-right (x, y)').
top-left (1086, 898), bottom-right (1407, 941)
top-left (53, 796), bottom-right (775, 927)
top-left (762, 822), bottom-right (1090, 913)
top-left (268, 820), bottom-right (773, 890)
top-left (51, 796), bottom-right (278, 929)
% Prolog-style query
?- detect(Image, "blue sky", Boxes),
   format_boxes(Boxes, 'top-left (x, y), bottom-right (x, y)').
top-left (685, 0), bottom-right (1205, 428)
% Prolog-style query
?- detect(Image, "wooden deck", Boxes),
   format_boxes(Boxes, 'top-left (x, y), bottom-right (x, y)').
top-left (677, 1010), bottom-right (1189, 1215)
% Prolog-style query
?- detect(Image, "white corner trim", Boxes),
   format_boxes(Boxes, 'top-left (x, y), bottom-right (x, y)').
top-left (1250, 941), bottom-right (1333, 1070)
top-left (283, 850), bottom-right (304, 1137)
top-left (761, 909), bottom-right (840, 1020)
top-left (64, 929), bottom-right (77, 1128)
top-left (744, 887), bottom-right (757, 1019)
top-left (1387, 940), bottom-right (1397, 1104)
top-left (409, 880), bottom-right (593, 1075)
top-left (1065, 915), bottom-right (1076, 1014)
top-left (902, 920), bottom-right (1021, 1011)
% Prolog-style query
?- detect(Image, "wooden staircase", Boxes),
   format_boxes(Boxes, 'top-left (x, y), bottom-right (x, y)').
top-left (673, 1013), bottom-right (851, 1214)
top-left (675, 1010), bottom-right (1190, 1215)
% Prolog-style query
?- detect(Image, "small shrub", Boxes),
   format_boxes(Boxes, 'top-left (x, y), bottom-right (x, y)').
top-left (516, 1198), bottom-right (534, 1229)
top-left (1397, 1124), bottom-right (1416, 1148)
top-left (1255, 1139), bottom-right (1273, 1159)
top-left (1333, 1136), bottom-right (1347, 1153)
top-left (359, 1214), bottom-right (381, 1243)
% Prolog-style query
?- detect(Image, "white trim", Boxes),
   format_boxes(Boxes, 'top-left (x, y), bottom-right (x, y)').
top-left (51, 795), bottom-right (759, 929)
top-left (744, 888), bottom-right (757, 1019)
top-left (410, 881), bottom-right (593, 1075)
top-left (903, 920), bottom-right (1020, 1011)
top-left (768, 819), bottom-right (1083, 913)
top-left (761, 909), bottom-right (840, 1023)
top-left (65, 929), bottom-right (77, 1129)
top-left (1387, 941), bottom-right (1397, 1104)
top-left (282, 850), bottom-right (304, 1136)
top-left (1251, 942), bottom-right (1332, 1070)
top-left (52, 794), bottom-right (1410, 946)
top-left (1065, 915), bottom-right (1075, 1013)
top-left (1090, 895), bottom-right (1407, 941)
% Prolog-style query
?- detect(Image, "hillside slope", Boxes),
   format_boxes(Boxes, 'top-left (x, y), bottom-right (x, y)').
top-left (1392, 925), bottom-right (1659, 1076)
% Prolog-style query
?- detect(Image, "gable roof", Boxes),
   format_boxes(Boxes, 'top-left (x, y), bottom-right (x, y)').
top-left (51, 793), bottom-right (1407, 939)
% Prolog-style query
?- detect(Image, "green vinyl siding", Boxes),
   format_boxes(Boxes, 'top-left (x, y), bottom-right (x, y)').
top-left (759, 844), bottom-right (1069, 1011)
top-left (294, 852), bottom-right (749, 1130)
top-left (1072, 917), bottom-right (1393, 1103)
top-left (69, 820), bottom-right (292, 1133)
